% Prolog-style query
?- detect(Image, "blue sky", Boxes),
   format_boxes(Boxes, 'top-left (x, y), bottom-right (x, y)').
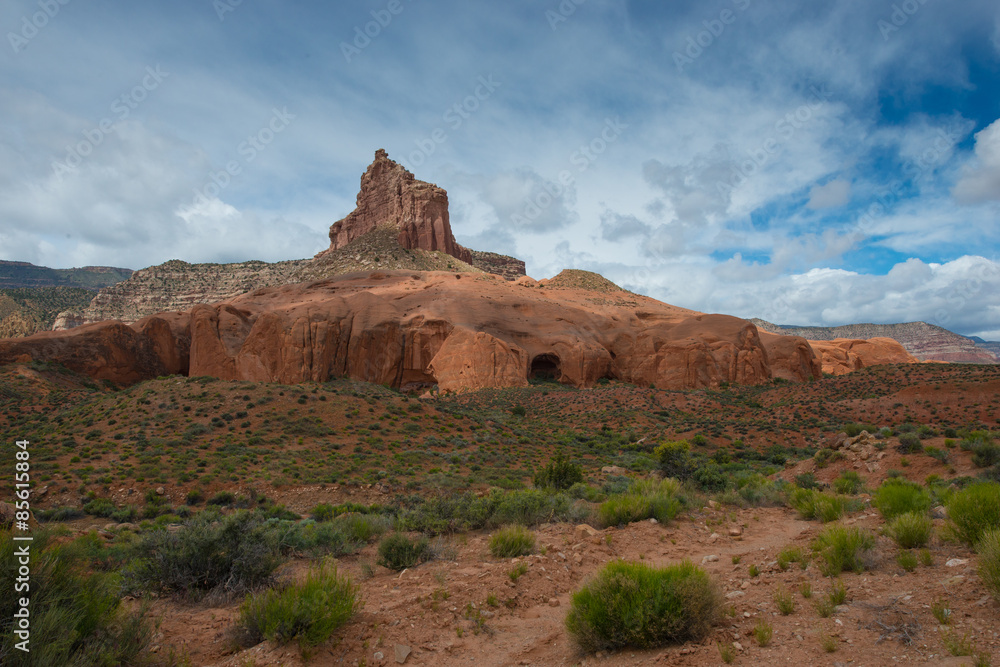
top-left (1, 0), bottom-right (999, 339)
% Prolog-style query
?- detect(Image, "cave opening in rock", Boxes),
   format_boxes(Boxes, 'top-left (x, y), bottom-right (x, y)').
top-left (530, 353), bottom-right (561, 381)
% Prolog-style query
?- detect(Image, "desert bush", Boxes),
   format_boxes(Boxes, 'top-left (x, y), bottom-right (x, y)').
top-left (534, 452), bottom-right (584, 490)
top-left (565, 560), bottom-right (720, 652)
top-left (787, 488), bottom-right (856, 523)
top-left (489, 525), bottom-right (536, 558)
top-left (947, 482), bottom-right (1000, 546)
top-left (596, 479), bottom-right (681, 528)
top-left (0, 529), bottom-right (152, 666)
top-left (123, 510), bottom-right (282, 596)
top-left (777, 545), bottom-right (809, 571)
top-left (833, 471), bottom-right (864, 495)
top-left (972, 443), bottom-right (1000, 469)
top-left (734, 474), bottom-right (785, 507)
top-left (897, 433), bottom-right (923, 454)
top-left (237, 561), bottom-right (360, 649)
top-left (753, 619), bottom-right (773, 647)
top-left (896, 549), bottom-right (918, 572)
top-left (794, 472), bottom-right (820, 490)
top-left (377, 533), bottom-right (431, 571)
top-left (655, 441), bottom-right (692, 480)
top-left (872, 479), bottom-right (931, 520)
top-left (886, 511), bottom-right (933, 549)
top-left (82, 497), bottom-right (116, 517)
top-left (977, 528), bottom-right (1000, 603)
top-left (811, 525), bottom-right (875, 576)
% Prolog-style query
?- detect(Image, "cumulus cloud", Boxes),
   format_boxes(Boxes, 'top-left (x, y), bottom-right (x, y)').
top-left (807, 179), bottom-right (850, 209)
top-left (475, 168), bottom-right (578, 234)
top-left (953, 118), bottom-right (1000, 204)
top-left (599, 210), bottom-right (650, 241)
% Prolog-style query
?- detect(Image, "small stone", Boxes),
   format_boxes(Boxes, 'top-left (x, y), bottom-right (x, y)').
top-left (374, 652), bottom-right (384, 661)
top-left (155, 486), bottom-right (165, 495)
top-left (733, 641), bottom-right (743, 651)
top-left (394, 644), bottom-right (411, 664)
top-left (946, 558), bottom-right (969, 568)
top-left (702, 554), bottom-right (720, 563)
top-left (728, 526), bottom-right (743, 537)
top-left (548, 598), bottom-right (560, 607)
top-left (709, 532), bottom-right (720, 542)
top-left (575, 524), bottom-right (598, 540)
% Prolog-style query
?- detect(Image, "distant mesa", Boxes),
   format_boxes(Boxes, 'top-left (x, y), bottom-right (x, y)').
top-left (752, 319), bottom-right (999, 365)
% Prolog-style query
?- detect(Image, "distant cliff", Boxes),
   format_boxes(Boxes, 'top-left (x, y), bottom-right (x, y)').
top-left (751, 319), bottom-right (998, 364)
top-left (0, 260), bottom-right (132, 290)
top-left (79, 259), bottom-right (309, 325)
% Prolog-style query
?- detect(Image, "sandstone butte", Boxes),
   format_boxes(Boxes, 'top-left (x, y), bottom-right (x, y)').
top-left (0, 149), bottom-right (921, 391)
top-left (317, 148), bottom-right (474, 265)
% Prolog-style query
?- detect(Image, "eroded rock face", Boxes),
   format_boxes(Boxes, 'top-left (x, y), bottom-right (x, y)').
top-left (0, 270), bottom-right (823, 392)
top-left (319, 150), bottom-right (473, 265)
top-left (809, 337), bottom-right (919, 375)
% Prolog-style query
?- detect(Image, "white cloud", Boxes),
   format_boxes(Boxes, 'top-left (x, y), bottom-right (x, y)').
top-left (953, 118), bottom-right (1000, 204)
top-left (807, 179), bottom-right (850, 209)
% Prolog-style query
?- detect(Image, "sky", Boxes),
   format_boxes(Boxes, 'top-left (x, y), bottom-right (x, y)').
top-left (1, 0), bottom-right (999, 339)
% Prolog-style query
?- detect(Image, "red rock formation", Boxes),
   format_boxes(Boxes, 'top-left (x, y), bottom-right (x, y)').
top-left (0, 270), bottom-right (823, 392)
top-left (318, 150), bottom-right (473, 265)
top-left (809, 337), bottom-right (919, 375)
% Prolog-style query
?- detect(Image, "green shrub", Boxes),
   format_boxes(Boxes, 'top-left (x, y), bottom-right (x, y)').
top-left (794, 472), bottom-right (820, 490)
top-left (207, 490), bottom-right (236, 506)
top-left (972, 443), bottom-right (1000, 469)
top-left (489, 525), bottom-right (536, 558)
top-left (977, 528), bottom-right (1000, 603)
top-left (811, 525), bottom-right (875, 576)
top-left (0, 529), bottom-right (151, 666)
top-left (377, 533), bottom-right (431, 571)
top-left (872, 479), bottom-right (931, 520)
top-left (897, 433), bottom-right (923, 454)
top-left (947, 482), bottom-right (1000, 546)
top-left (886, 511), bottom-right (933, 549)
top-left (773, 586), bottom-right (795, 615)
top-left (82, 497), bottom-right (116, 517)
top-left (896, 549), bottom-right (918, 572)
top-left (534, 452), bottom-right (584, 490)
top-left (777, 545), bottom-right (809, 571)
top-left (596, 479), bottom-right (681, 528)
top-left (753, 619), bottom-right (773, 647)
top-left (655, 441), bottom-right (692, 480)
top-left (185, 490), bottom-right (204, 505)
top-left (123, 511), bottom-right (282, 596)
top-left (237, 561), bottom-right (360, 649)
top-left (787, 488), bottom-right (856, 522)
top-left (833, 471), bottom-right (864, 495)
top-left (311, 503), bottom-right (335, 522)
top-left (565, 560), bottom-right (720, 652)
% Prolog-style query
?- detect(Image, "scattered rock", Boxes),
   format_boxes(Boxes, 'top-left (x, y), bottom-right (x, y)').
top-left (702, 555), bottom-right (720, 563)
top-left (394, 644), bottom-right (411, 664)
top-left (575, 524), bottom-right (598, 541)
top-left (728, 526), bottom-right (743, 537)
top-left (548, 598), bottom-right (560, 607)
top-left (946, 558), bottom-right (969, 568)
